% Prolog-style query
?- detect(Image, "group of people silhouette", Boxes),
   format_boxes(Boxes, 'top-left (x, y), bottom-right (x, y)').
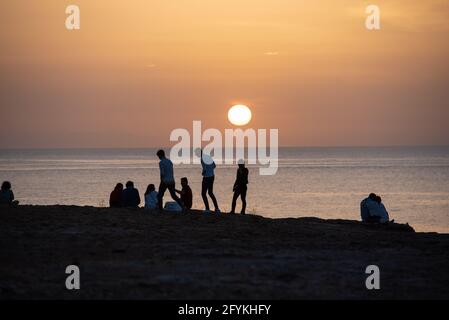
top-left (108, 149), bottom-right (249, 214)
top-left (1, 149), bottom-right (393, 224)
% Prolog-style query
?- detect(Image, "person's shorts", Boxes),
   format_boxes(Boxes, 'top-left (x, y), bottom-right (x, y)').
top-left (234, 186), bottom-right (247, 196)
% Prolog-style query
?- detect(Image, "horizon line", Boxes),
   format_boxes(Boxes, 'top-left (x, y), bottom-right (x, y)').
top-left (1, 144), bottom-right (449, 150)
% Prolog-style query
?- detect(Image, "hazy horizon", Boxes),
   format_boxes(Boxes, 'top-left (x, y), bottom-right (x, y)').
top-left (1, 0), bottom-right (449, 148)
top-left (1, 144), bottom-right (449, 150)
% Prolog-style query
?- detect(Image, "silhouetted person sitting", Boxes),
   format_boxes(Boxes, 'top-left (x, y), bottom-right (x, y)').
top-left (360, 193), bottom-right (379, 223)
top-left (0, 181), bottom-right (19, 206)
top-left (122, 181), bottom-right (141, 208)
top-left (198, 149), bottom-right (220, 213)
top-left (144, 184), bottom-right (158, 210)
top-left (156, 149), bottom-right (185, 210)
top-left (372, 196), bottom-right (392, 224)
top-left (176, 177), bottom-right (193, 210)
top-left (230, 160), bottom-right (249, 215)
top-left (109, 183), bottom-right (123, 208)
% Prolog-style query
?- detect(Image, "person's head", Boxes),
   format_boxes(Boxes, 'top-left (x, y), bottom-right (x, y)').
top-left (1, 181), bottom-right (11, 191)
top-left (181, 177), bottom-right (189, 187)
top-left (194, 148), bottom-right (202, 158)
top-left (115, 183), bottom-right (123, 191)
top-left (145, 184), bottom-right (155, 195)
top-left (126, 181), bottom-right (134, 189)
top-left (157, 149), bottom-right (165, 159)
top-left (375, 196), bottom-right (382, 204)
top-left (369, 193), bottom-right (377, 200)
top-left (238, 159), bottom-right (245, 169)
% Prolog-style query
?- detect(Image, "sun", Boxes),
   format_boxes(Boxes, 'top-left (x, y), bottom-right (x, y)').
top-left (228, 105), bottom-right (252, 126)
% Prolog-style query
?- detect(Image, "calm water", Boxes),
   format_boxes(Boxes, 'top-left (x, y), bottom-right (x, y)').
top-left (1, 147), bottom-right (448, 233)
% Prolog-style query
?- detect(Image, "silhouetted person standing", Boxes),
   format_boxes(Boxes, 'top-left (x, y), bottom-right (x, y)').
top-left (122, 181), bottom-right (141, 208)
top-left (230, 161), bottom-right (249, 215)
top-left (200, 150), bottom-right (220, 213)
top-left (109, 183), bottom-right (123, 208)
top-left (156, 149), bottom-right (185, 210)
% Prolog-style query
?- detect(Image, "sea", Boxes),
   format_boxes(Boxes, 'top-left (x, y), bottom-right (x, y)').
top-left (1, 147), bottom-right (448, 233)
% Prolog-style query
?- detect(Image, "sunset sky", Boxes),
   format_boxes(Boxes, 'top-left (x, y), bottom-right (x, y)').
top-left (1, 0), bottom-right (448, 148)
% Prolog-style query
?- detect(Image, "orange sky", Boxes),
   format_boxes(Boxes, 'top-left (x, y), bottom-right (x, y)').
top-left (1, 0), bottom-right (448, 148)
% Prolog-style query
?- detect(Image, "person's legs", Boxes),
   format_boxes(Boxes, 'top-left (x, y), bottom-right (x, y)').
top-left (366, 215), bottom-right (381, 223)
top-left (230, 189), bottom-right (240, 214)
top-left (207, 176), bottom-right (219, 211)
top-left (157, 182), bottom-right (167, 210)
top-left (240, 187), bottom-right (247, 214)
top-left (167, 183), bottom-right (185, 209)
top-left (201, 178), bottom-right (210, 211)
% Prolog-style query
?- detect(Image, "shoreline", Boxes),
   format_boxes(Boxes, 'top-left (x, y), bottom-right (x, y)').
top-left (1, 205), bottom-right (449, 299)
top-left (6, 204), bottom-right (449, 235)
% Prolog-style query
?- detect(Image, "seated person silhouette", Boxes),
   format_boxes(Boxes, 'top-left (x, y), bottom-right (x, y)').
top-left (175, 177), bottom-right (193, 210)
top-left (371, 196), bottom-right (392, 224)
top-left (122, 181), bottom-right (141, 208)
top-left (360, 193), bottom-right (393, 224)
top-left (144, 184), bottom-right (159, 210)
top-left (109, 183), bottom-right (123, 208)
top-left (360, 193), bottom-right (380, 223)
top-left (0, 181), bottom-right (19, 206)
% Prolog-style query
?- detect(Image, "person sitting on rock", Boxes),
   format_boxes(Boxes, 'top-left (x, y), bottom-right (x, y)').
top-left (360, 193), bottom-right (380, 223)
top-left (371, 196), bottom-right (392, 224)
top-left (109, 183), bottom-right (123, 208)
top-left (144, 184), bottom-right (159, 210)
top-left (175, 177), bottom-right (193, 210)
top-left (122, 181), bottom-right (141, 208)
top-left (0, 181), bottom-right (19, 206)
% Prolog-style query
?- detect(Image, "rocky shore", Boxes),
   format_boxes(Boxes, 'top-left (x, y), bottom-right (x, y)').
top-left (1, 205), bottom-right (449, 299)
